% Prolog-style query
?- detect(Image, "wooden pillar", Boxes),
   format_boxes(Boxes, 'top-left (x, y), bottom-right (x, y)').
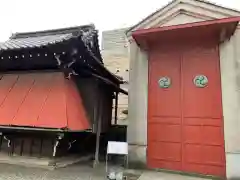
top-left (20, 140), bottom-right (24, 156)
top-left (50, 134), bottom-right (64, 166)
top-left (29, 139), bottom-right (34, 156)
top-left (0, 135), bottom-right (3, 152)
top-left (39, 138), bottom-right (43, 158)
top-left (114, 91), bottom-right (119, 125)
top-left (93, 87), bottom-right (102, 168)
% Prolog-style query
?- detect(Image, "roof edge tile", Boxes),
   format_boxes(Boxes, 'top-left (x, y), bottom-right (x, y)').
top-left (11, 24), bottom-right (95, 39)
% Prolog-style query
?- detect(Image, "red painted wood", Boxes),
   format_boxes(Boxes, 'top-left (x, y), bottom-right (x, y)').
top-left (13, 73), bottom-right (54, 126)
top-left (132, 16), bottom-right (240, 49)
top-left (0, 72), bottom-right (90, 131)
top-left (0, 74), bottom-right (35, 125)
top-left (147, 39), bottom-right (225, 177)
top-left (66, 79), bottom-right (90, 130)
top-left (37, 72), bottom-right (67, 128)
top-left (148, 44), bottom-right (182, 171)
top-left (181, 40), bottom-right (225, 177)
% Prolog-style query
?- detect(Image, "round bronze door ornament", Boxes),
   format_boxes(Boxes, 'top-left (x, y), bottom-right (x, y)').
top-left (193, 75), bottom-right (208, 88)
top-left (158, 77), bottom-right (171, 88)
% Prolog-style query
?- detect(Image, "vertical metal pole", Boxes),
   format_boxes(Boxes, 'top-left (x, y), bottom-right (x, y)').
top-left (114, 92), bottom-right (119, 125)
top-left (93, 89), bottom-right (102, 168)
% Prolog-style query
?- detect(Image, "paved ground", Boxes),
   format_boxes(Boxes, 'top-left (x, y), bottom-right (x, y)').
top-left (138, 171), bottom-right (208, 180)
top-left (0, 163), bottom-right (105, 180)
top-left (0, 163), bottom-right (209, 180)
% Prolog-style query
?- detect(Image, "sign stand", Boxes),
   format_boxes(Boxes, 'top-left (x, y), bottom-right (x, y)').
top-left (106, 141), bottom-right (128, 180)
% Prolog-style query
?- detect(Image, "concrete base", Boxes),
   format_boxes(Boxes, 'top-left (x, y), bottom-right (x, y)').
top-left (226, 152), bottom-right (240, 179)
top-left (128, 144), bottom-right (147, 169)
top-left (0, 153), bottom-right (91, 170)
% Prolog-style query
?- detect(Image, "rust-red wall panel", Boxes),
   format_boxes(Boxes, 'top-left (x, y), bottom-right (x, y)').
top-left (12, 73), bottom-right (53, 126)
top-left (0, 72), bottom-right (91, 131)
top-left (0, 74), bottom-right (34, 125)
top-left (66, 79), bottom-right (90, 131)
top-left (0, 75), bottom-right (18, 125)
top-left (37, 73), bottom-right (67, 128)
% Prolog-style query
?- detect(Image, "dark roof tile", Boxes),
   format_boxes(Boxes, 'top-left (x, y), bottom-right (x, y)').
top-left (0, 24), bottom-right (95, 51)
top-left (0, 34), bottom-right (73, 50)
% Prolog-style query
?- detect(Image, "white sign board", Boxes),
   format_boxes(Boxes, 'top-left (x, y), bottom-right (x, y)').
top-left (107, 141), bottom-right (128, 155)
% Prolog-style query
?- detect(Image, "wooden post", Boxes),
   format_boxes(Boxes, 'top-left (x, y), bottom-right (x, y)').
top-left (11, 139), bottom-right (14, 156)
top-left (50, 134), bottom-right (63, 167)
top-left (114, 92), bottom-right (119, 125)
top-left (39, 138), bottom-right (43, 158)
top-left (29, 139), bottom-right (34, 156)
top-left (20, 140), bottom-right (24, 156)
top-left (93, 88), bottom-right (102, 168)
top-left (0, 135), bottom-right (3, 152)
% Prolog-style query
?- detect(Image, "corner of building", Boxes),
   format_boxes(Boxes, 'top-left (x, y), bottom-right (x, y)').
top-left (219, 27), bottom-right (240, 179)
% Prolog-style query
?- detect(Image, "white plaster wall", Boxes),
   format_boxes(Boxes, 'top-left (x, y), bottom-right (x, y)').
top-left (220, 28), bottom-right (240, 179)
top-left (127, 39), bottom-right (148, 165)
top-left (127, 0), bottom-right (240, 175)
top-left (226, 153), bottom-right (240, 179)
top-left (128, 0), bottom-right (240, 32)
top-left (127, 11), bottom-right (220, 167)
top-left (161, 13), bottom-right (205, 26)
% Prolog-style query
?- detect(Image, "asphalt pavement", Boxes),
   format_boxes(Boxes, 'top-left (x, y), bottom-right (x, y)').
top-left (0, 163), bottom-right (106, 180)
top-left (0, 163), bottom-right (209, 180)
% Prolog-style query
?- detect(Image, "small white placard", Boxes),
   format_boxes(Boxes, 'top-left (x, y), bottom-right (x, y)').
top-left (107, 141), bottom-right (128, 155)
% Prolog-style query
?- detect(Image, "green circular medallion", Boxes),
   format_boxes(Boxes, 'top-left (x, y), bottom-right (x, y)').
top-left (158, 77), bottom-right (171, 88)
top-left (193, 75), bottom-right (208, 88)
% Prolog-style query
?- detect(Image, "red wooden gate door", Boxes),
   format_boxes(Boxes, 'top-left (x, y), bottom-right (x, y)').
top-left (148, 44), bottom-right (182, 171)
top-left (147, 40), bottom-right (225, 177)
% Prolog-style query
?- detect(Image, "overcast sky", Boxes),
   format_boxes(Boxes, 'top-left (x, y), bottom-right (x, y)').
top-left (0, 0), bottom-right (239, 42)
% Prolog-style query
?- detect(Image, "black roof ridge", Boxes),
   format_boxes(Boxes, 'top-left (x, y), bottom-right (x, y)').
top-left (11, 24), bottom-right (95, 39)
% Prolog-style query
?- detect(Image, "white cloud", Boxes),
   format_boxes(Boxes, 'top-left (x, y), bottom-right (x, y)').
top-left (0, 0), bottom-right (239, 41)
